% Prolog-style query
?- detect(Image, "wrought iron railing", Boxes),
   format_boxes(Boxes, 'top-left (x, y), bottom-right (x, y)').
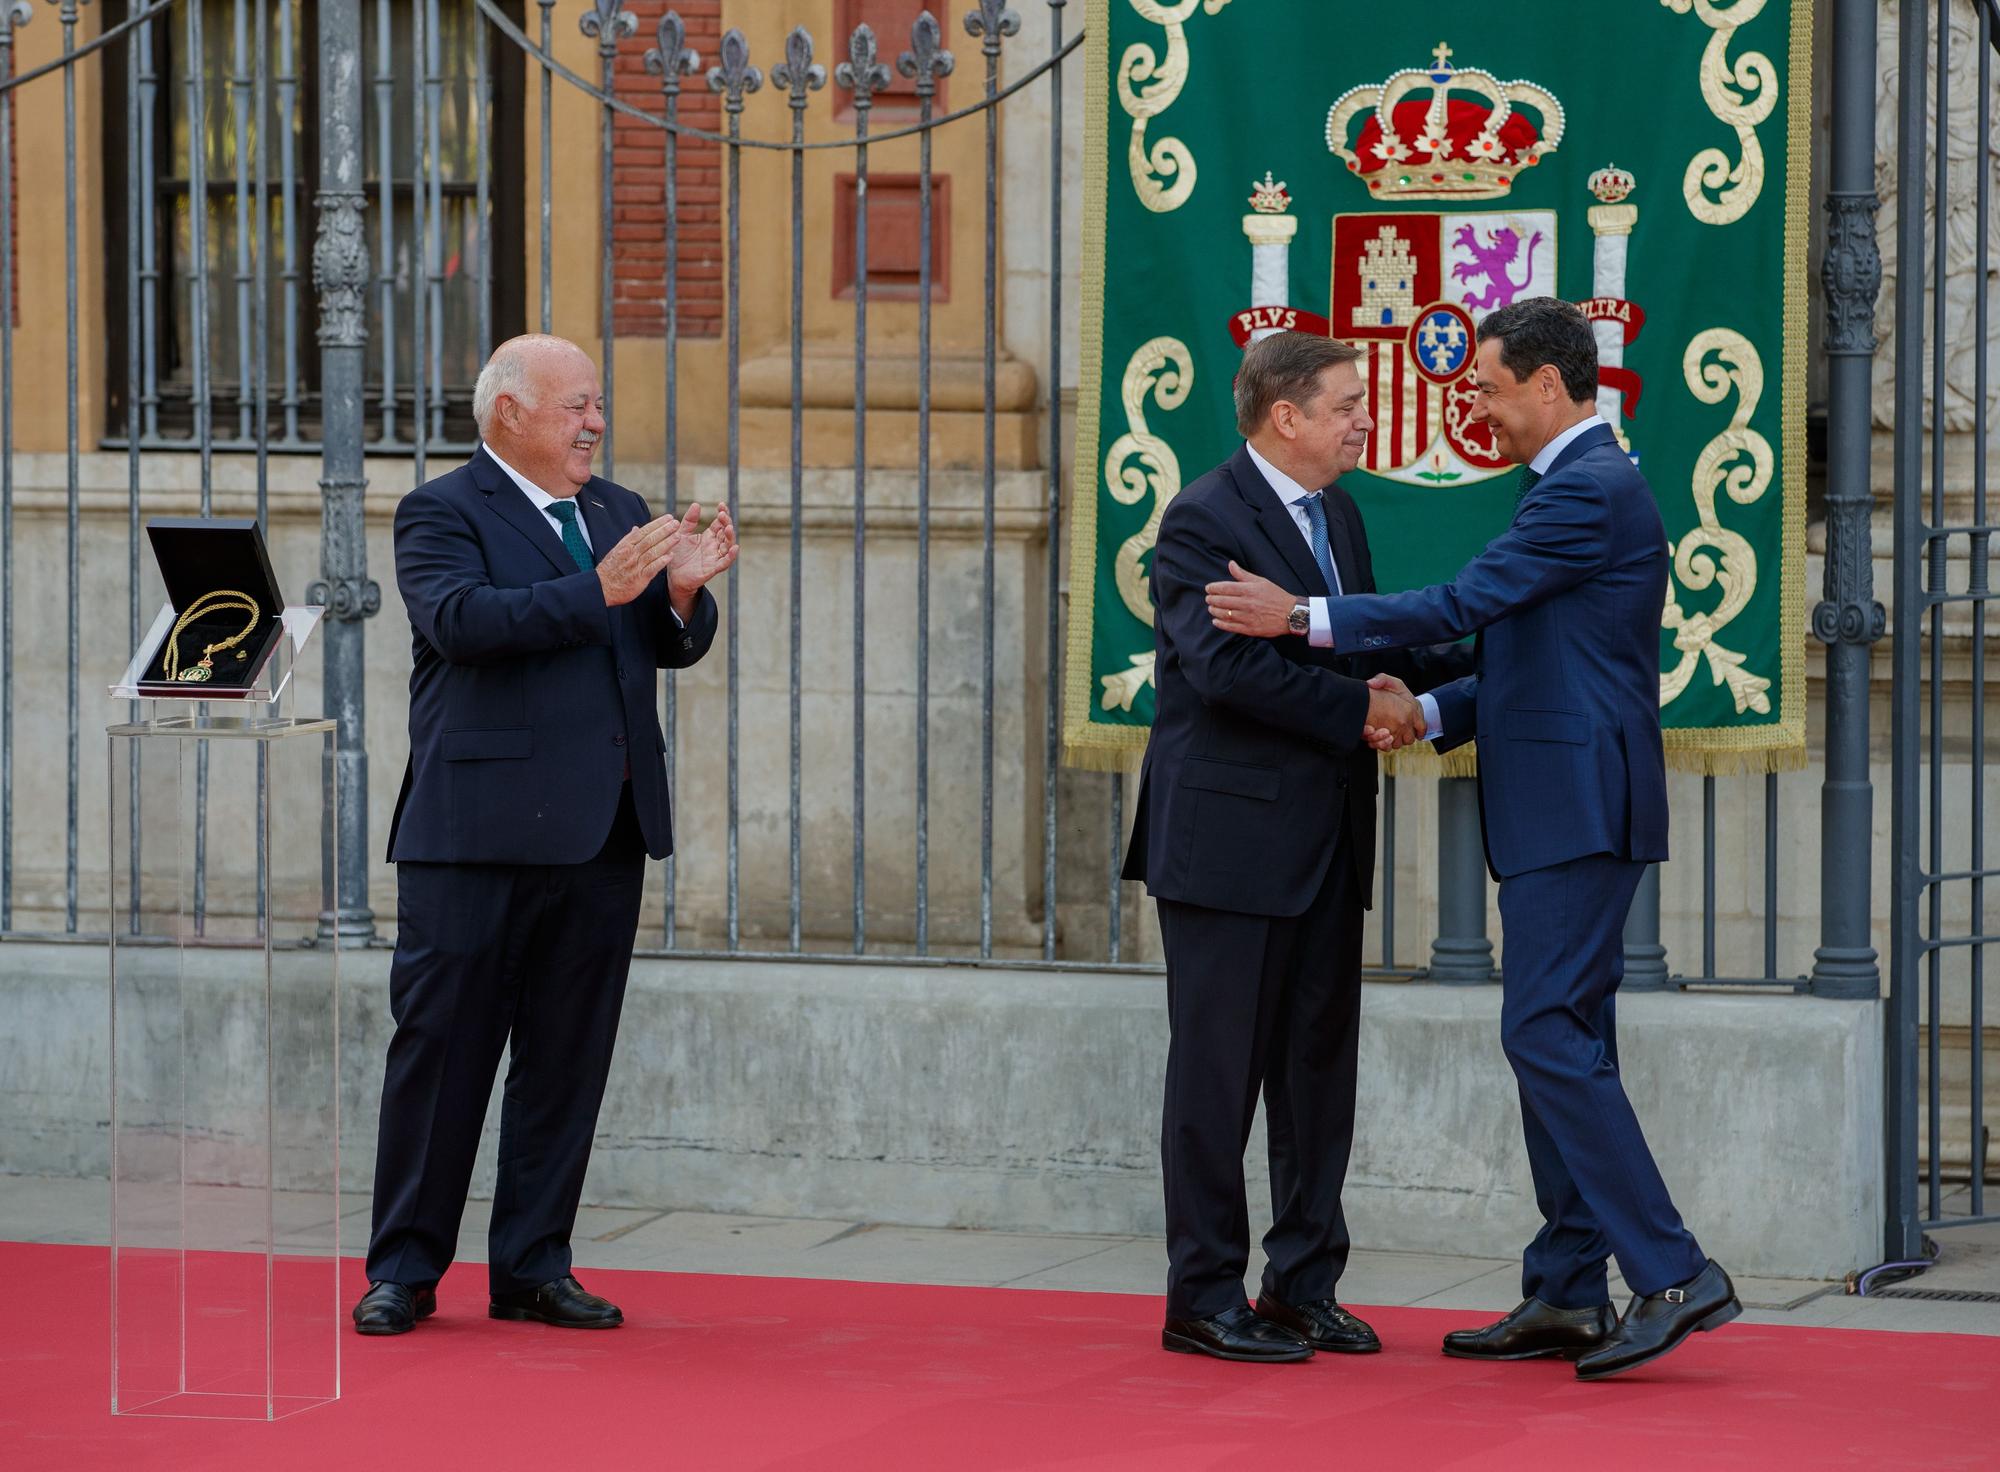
top-left (0, 0), bottom-right (1857, 1006)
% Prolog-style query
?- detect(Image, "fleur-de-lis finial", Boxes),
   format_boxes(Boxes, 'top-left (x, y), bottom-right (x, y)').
top-left (897, 11), bottom-right (954, 98)
top-left (836, 24), bottom-right (893, 110)
top-left (706, 29), bottom-right (763, 111)
top-left (579, 0), bottom-right (637, 55)
top-left (644, 10), bottom-right (701, 91)
top-left (963, 0), bottom-right (1020, 54)
top-left (771, 26), bottom-right (827, 109)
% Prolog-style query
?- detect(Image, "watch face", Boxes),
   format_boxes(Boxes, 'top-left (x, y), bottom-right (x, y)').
top-left (1288, 606), bottom-right (1310, 634)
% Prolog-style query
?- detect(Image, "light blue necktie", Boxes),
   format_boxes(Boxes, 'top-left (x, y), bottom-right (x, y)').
top-left (1295, 492), bottom-right (1340, 596)
top-left (546, 499), bottom-right (594, 573)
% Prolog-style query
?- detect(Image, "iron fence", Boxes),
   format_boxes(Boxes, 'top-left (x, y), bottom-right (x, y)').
top-left (0, 0), bottom-right (1880, 1009)
top-left (1887, 0), bottom-right (1999, 1251)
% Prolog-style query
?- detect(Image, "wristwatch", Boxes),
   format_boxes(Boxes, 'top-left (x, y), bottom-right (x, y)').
top-left (1286, 601), bottom-right (1311, 637)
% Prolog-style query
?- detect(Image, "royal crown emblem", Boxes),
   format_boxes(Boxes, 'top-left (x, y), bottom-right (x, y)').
top-left (1588, 162), bottom-right (1637, 204)
top-left (1247, 171), bottom-right (1292, 215)
top-left (1325, 42), bottom-right (1565, 202)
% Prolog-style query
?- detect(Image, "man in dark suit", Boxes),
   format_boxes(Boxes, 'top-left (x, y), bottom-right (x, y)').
top-left (353, 334), bottom-right (736, 1336)
top-left (1125, 330), bottom-right (1460, 1363)
top-left (1205, 298), bottom-right (1738, 1381)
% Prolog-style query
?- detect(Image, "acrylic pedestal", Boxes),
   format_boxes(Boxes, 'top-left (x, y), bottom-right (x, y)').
top-left (107, 713), bottom-right (340, 1420)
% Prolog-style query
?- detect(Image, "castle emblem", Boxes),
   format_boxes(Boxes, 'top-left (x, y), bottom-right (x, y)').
top-left (1324, 41), bottom-right (1566, 202)
top-left (1330, 208), bottom-right (1558, 483)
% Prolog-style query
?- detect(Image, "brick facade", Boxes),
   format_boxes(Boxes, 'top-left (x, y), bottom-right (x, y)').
top-left (608, 1), bottom-right (723, 339)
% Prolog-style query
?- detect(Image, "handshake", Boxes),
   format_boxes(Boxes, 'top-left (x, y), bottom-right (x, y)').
top-left (1360, 674), bottom-right (1426, 753)
top-left (1203, 560), bottom-right (1427, 754)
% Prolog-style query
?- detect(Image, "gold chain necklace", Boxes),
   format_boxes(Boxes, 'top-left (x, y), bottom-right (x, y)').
top-left (164, 590), bottom-right (261, 683)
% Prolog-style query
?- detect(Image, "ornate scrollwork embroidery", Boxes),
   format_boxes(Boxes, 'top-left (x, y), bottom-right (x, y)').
top-left (1117, 0), bottom-right (1231, 213)
top-left (1097, 337), bottom-right (1193, 711)
top-left (1660, 0), bottom-right (1778, 225)
top-left (1661, 329), bottom-right (1775, 715)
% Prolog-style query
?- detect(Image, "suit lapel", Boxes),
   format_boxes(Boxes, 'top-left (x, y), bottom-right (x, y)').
top-left (473, 445), bottom-right (575, 580)
top-left (579, 482), bottom-right (620, 566)
top-left (1230, 446), bottom-right (1329, 598)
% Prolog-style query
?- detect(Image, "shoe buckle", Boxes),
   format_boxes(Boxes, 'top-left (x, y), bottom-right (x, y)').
top-left (1663, 1288), bottom-right (1687, 1304)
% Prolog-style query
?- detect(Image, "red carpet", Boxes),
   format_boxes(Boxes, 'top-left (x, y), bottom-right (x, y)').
top-left (1, 1242), bottom-right (1993, 1470)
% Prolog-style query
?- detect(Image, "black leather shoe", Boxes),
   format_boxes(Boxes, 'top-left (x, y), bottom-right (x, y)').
top-left (1442, 1296), bottom-right (1616, 1361)
top-left (1254, 1292), bottom-right (1381, 1354)
top-left (352, 1280), bottom-right (437, 1336)
top-left (1163, 1304), bottom-right (1313, 1363)
top-left (1574, 1260), bottom-right (1740, 1381)
top-left (489, 1273), bottom-right (624, 1329)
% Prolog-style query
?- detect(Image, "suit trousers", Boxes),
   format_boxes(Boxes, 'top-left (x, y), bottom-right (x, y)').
top-left (1497, 853), bottom-right (1706, 1306)
top-left (1156, 845), bottom-right (1364, 1320)
top-left (365, 786), bottom-right (647, 1294)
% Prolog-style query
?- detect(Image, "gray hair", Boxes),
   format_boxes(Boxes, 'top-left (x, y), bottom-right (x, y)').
top-left (1234, 331), bottom-right (1364, 437)
top-left (473, 333), bottom-right (586, 435)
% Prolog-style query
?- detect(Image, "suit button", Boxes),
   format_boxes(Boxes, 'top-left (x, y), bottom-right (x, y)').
top-left (617, 666), bottom-right (628, 681)
top-left (612, 734), bottom-right (627, 747)
top-left (1337, 776), bottom-right (1348, 789)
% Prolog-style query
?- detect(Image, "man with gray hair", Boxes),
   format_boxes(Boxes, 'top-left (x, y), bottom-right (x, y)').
top-left (1125, 330), bottom-right (1463, 1362)
top-left (354, 334), bottom-right (736, 1336)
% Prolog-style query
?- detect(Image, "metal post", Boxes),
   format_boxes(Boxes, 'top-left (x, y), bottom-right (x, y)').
top-left (1621, 864), bottom-right (1668, 990)
top-left (969, 0), bottom-right (1018, 959)
top-left (1885, 0), bottom-right (1929, 1263)
top-left (647, 9), bottom-right (700, 949)
top-left (837, 26), bottom-right (883, 954)
top-left (1430, 775), bottom-right (1494, 984)
top-left (1812, 0), bottom-right (1887, 1000)
top-left (309, 0), bottom-right (380, 946)
top-left (711, 31), bottom-right (760, 951)
top-left (581, 0), bottom-right (635, 477)
top-left (774, 25), bottom-right (823, 956)
top-left (901, 15), bottom-right (949, 956)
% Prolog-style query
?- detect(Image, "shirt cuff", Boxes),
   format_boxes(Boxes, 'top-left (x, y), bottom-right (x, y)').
top-left (1417, 691), bottom-right (1443, 743)
top-left (1308, 597), bottom-right (1332, 648)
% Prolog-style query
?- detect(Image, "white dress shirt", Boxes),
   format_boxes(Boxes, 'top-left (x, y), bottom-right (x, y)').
top-left (1243, 441), bottom-right (1340, 648)
top-left (485, 443), bottom-right (592, 553)
top-left (1528, 413), bottom-right (1604, 476)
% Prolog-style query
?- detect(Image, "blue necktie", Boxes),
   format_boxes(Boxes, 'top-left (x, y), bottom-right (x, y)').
top-left (547, 499), bottom-right (594, 573)
top-left (1296, 492), bottom-right (1340, 595)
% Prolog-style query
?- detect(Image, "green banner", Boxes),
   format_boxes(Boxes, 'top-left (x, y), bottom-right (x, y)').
top-left (1066, 0), bottom-right (1810, 775)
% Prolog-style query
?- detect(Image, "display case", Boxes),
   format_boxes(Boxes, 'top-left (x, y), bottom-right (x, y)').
top-left (107, 519), bottom-right (339, 1420)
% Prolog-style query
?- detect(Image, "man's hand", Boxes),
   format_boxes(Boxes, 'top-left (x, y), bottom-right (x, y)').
top-left (597, 513), bottom-right (686, 607)
top-left (665, 502), bottom-right (740, 619)
top-left (1205, 561), bottom-right (1299, 638)
top-left (1362, 673), bottom-right (1424, 751)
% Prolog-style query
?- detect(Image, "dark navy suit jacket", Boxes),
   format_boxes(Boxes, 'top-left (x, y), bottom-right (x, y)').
top-left (386, 446), bottom-right (717, 865)
top-left (1324, 421), bottom-right (1669, 879)
top-left (1122, 445), bottom-right (1467, 918)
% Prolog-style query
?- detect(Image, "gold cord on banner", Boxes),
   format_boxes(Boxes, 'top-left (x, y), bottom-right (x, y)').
top-left (163, 591), bottom-right (261, 684)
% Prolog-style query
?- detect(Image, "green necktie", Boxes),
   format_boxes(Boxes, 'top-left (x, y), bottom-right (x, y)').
top-left (1514, 467), bottom-right (1542, 508)
top-left (547, 499), bottom-right (594, 573)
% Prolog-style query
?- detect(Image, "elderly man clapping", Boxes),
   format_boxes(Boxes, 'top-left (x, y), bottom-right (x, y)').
top-left (355, 334), bottom-right (735, 1337)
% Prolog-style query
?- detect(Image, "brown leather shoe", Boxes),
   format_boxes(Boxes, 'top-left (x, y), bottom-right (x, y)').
top-left (489, 1273), bottom-right (624, 1329)
top-left (1441, 1297), bottom-right (1616, 1361)
top-left (1254, 1292), bottom-right (1381, 1354)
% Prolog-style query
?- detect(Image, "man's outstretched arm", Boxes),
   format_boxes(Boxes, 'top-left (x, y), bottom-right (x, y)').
top-left (1204, 474), bottom-right (1611, 655)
